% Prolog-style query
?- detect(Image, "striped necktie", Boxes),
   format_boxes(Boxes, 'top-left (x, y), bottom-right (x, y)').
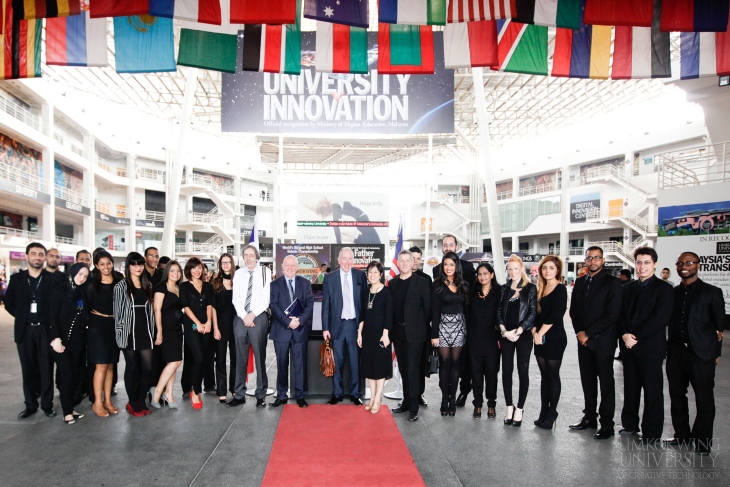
top-left (288, 279), bottom-right (294, 302)
top-left (245, 270), bottom-right (254, 313)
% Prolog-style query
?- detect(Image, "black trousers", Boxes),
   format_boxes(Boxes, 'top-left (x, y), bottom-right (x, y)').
top-left (621, 348), bottom-right (664, 439)
top-left (470, 350), bottom-right (500, 408)
top-left (53, 349), bottom-right (84, 416)
top-left (500, 334), bottom-right (533, 408)
top-left (181, 338), bottom-right (192, 394)
top-left (203, 335), bottom-right (216, 390)
top-left (577, 345), bottom-right (616, 429)
top-left (215, 338), bottom-right (237, 397)
top-left (667, 341), bottom-right (716, 451)
top-left (392, 326), bottom-right (423, 414)
top-left (419, 341), bottom-right (430, 396)
top-left (184, 326), bottom-right (212, 395)
top-left (273, 339), bottom-right (308, 400)
top-left (458, 343), bottom-right (472, 396)
top-left (17, 326), bottom-right (54, 412)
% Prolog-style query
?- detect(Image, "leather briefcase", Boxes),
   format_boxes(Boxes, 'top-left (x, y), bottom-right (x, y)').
top-left (320, 338), bottom-right (336, 377)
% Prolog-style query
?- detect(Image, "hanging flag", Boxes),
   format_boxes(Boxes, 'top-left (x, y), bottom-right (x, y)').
top-left (379, 0), bottom-right (447, 25)
top-left (149, 0), bottom-right (221, 24)
top-left (90, 0), bottom-right (148, 18)
top-left (660, 0), bottom-right (729, 33)
top-left (551, 0), bottom-right (610, 79)
top-left (611, 0), bottom-right (669, 79)
top-left (304, 0), bottom-right (368, 28)
top-left (12, 0), bottom-right (80, 20)
top-left (447, 0), bottom-right (517, 23)
top-left (512, 0), bottom-right (581, 29)
top-left (46, 5), bottom-right (108, 67)
top-left (680, 31), bottom-right (730, 79)
top-left (249, 216), bottom-right (259, 250)
top-left (0, 0), bottom-right (41, 79)
top-left (113, 15), bottom-right (176, 73)
top-left (230, 0), bottom-right (296, 24)
top-left (583, 0), bottom-right (652, 27)
top-left (492, 19), bottom-right (547, 75)
top-left (443, 20), bottom-right (498, 69)
top-left (377, 23), bottom-right (434, 74)
top-left (389, 217), bottom-right (403, 281)
top-left (177, 0), bottom-right (239, 73)
top-left (315, 21), bottom-right (367, 73)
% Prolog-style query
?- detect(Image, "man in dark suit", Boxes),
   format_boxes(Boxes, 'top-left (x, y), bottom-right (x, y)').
top-left (4, 242), bottom-right (58, 419)
top-left (665, 251), bottom-right (725, 455)
top-left (389, 250), bottom-right (431, 421)
top-left (410, 246), bottom-right (432, 406)
top-left (269, 255), bottom-right (315, 408)
top-left (322, 247), bottom-right (367, 405)
top-left (569, 246), bottom-right (623, 439)
top-left (618, 247), bottom-right (674, 443)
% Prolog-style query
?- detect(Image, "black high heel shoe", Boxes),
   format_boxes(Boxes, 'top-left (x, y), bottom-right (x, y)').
top-left (504, 405), bottom-right (514, 425)
top-left (447, 397), bottom-right (456, 416)
top-left (440, 399), bottom-right (448, 416)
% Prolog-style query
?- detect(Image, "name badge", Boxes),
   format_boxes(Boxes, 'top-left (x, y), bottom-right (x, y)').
top-left (30, 302), bottom-right (37, 314)
top-left (77, 299), bottom-right (84, 308)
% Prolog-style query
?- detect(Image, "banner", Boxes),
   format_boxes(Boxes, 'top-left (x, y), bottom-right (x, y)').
top-left (297, 192), bottom-right (389, 244)
top-left (570, 192), bottom-right (601, 223)
top-left (276, 244), bottom-right (331, 283)
top-left (332, 244), bottom-right (385, 271)
top-left (222, 31), bottom-right (454, 134)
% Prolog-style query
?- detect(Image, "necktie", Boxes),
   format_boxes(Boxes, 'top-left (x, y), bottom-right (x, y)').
top-left (288, 279), bottom-right (294, 302)
top-left (584, 276), bottom-right (593, 304)
top-left (245, 271), bottom-right (253, 313)
top-left (342, 273), bottom-right (352, 319)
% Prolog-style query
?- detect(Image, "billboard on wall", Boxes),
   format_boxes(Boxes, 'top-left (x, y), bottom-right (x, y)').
top-left (570, 192), bottom-right (601, 223)
top-left (221, 32), bottom-right (454, 134)
top-left (297, 192), bottom-right (389, 244)
top-left (276, 244), bottom-right (331, 283)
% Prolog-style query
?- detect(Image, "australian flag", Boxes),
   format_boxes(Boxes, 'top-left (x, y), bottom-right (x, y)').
top-left (303, 0), bottom-right (369, 28)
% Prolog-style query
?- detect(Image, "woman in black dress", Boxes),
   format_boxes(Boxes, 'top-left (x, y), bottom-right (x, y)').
top-left (150, 260), bottom-right (184, 409)
top-left (212, 253), bottom-right (237, 404)
top-left (86, 251), bottom-right (122, 417)
top-left (179, 257), bottom-right (214, 409)
top-left (357, 261), bottom-right (392, 414)
top-left (532, 255), bottom-right (568, 429)
top-left (498, 254), bottom-right (537, 427)
top-left (50, 263), bottom-right (90, 424)
top-left (430, 252), bottom-right (469, 417)
top-left (468, 262), bottom-right (501, 420)
top-left (114, 252), bottom-right (155, 417)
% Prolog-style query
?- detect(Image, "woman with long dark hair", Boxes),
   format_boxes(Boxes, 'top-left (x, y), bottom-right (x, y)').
top-left (498, 254), bottom-right (537, 427)
top-left (430, 251), bottom-right (469, 416)
top-left (532, 255), bottom-right (568, 429)
top-left (179, 257), bottom-right (214, 409)
top-left (150, 260), bottom-right (184, 409)
top-left (212, 253), bottom-right (237, 403)
top-left (468, 262), bottom-right (502, 419)
top-left (50, 263), bottom-right (90, 424)
top-left (113, 252), bottom-right (155, 417)
top-left (86, 251), bottom-right (122, 417)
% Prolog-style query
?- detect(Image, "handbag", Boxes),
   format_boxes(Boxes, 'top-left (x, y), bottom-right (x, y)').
top-left (427, 347), bottom-right (439, 376)
top-left (320, 338), bottom-right (336, 377)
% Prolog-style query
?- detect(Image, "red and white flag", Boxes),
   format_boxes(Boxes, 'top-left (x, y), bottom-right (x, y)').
top-left (447, 0), bottom-right (518, 23)
top-left (444, 20), bottom-right (498, 68)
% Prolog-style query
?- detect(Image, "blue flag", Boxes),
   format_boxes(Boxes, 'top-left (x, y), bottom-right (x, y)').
top-left (303, 0), bottom-right (369, 28)
top-left (114, 16), bottom-right (176, 74)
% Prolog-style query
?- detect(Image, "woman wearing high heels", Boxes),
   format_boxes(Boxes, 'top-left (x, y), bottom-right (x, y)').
top-left (179, 257), bottom-right (214, 409)
top-left (468, 262), bottom-right (501, 420)
top-left (532, 255), bottom-right (568, 430)
top-left (114, 252), bottom-right (155, 417)
top-left (150, 260), bottom-right (184, 409)
top-left (50, 263), bottom-right (90, 425)
top-left (357, 261), bottom-right (392, 414)
top-left (431, 252), bottom-right (469, 417)
top-left (498, 254), bottom-right (537, 427)
top-left (86, 251), bottom-right (122, 417)
top-left (212, 253), bottom-right (237, 404)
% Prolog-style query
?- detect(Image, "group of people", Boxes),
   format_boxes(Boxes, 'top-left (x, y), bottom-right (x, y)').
top-left (3, 236), bottom-right (724, 455)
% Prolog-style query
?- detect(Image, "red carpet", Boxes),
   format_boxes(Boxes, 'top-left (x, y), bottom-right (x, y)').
top-left (262, 405), bottom-right (425, 486)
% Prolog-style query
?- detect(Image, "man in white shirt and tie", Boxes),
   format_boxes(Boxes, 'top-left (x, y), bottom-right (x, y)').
top-left (229, 245), bottom-right (271, 408)
top-left (322, 247), bottom-right (367, 405)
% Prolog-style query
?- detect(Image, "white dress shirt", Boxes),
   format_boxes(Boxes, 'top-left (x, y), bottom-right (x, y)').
top-left (233, 264), bottom-right (271, 319)
top-left (340, 270), bottom-right (356, 320)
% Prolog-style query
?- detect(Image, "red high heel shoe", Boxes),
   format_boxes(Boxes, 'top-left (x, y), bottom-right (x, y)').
top-left (191, 392), bottom-right (203, 410)
top-left (126, 402), bottom-right (145, 417)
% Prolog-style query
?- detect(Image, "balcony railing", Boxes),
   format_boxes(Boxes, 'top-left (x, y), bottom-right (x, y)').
top-left (0, 226), bottom-right (41, 239)
top-left (137, 168), bottom-right (165, 183)
top-left (116, 167), bottom-right (127, 178)
top-left (0, 91), bottom-right (46, 134)
top-left (116, 205), bottom-right (128, 218)
top-left (569, 247), bottom-right (584, 255)
top-left (518, 182), bottom-right (557, 197)
top-left (144, 210), bottom-right (165, 222)
top-left (95, 201), bottom-right (111, 214)
top-left (175, 242), bottom-right (222, 254)
top-left (656, 141), bottom-right (730, 189)
top-left (186, 173), bottom-right (236, 196)
top-left (55, 236), bottom-right (77, 245)
top-left (55, 184), bottom-right (88, 206)
top-left (437, 193), bottom-right (470, 204)
top-left (260, 249), bottom-right (274, 258)
top-left (0, 162), bottom-right (48, 193)
top-left (54, 131), bottom-right (85, 158)
top-left (496, 190), bottom-right (512, 201)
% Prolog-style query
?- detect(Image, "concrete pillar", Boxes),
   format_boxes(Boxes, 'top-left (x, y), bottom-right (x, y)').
top-left (513, 175), bottom-right (520, 197)
top-left (511, 235), bottom-right (520, 252)
top-left (83, 134), bottom-right (95, 250)
top-left (234, 176), bottom-right (242, 259)
top-left (127, 153), bottom-right (136, 253)
top-left (41, 103), bottom-right (55, 243)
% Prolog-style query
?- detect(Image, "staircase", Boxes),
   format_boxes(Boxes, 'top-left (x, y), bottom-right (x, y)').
top-left (585, 205), bottom-right (657, 238)
top-left (583, 165), bottom-right (657, 199)
top-left (585, 239), bottom-right (649, 268)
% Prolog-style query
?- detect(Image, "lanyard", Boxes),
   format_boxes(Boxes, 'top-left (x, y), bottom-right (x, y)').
top-left (27, 275), bottom-right (42, 302)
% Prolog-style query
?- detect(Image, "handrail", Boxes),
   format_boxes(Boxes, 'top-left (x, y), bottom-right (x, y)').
top-left (0, 91), bottom-right (47, 134)
top-left (0, 162), bottom-right (49, 193)
top-left (55, 236), bottom-right (77, 245)
top-left (585, 206), bottom-right (657, 235)
top-left (137, 168), bottom-right (166, 183)
top-left (95, 200), bottom-right (111, 214)
top-left (656, 141), bottom-right (730, 189)
top-left (583, 164), bottom-right (654, 196)
top-left (55, 184), bottom-right (88, 206)
top-left (54, 131), bottom-right (85, 158)
top-left (518, 182), bottom-right (557, 197)
top-left (0, 226), bottom-right (41, 239)
top-left (437, 193), bottom-right (470, 204)
top-left (144, 210), bottom-right (165, 221)
top-left (186, 173), bottom-right (236, 196)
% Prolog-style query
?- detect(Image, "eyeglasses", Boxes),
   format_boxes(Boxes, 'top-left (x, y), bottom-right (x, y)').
top-left (675, 261), bottom-right (698, 267)
top-left (584, 256), bottom-right (603, 262)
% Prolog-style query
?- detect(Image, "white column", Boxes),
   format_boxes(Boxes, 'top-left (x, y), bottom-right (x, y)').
top-left (234, 176), bottom-right (242, 258)
top-left (41, 103), bottom-right (55, 244)
top-left (512, 175), bottom-right (520, 198)
top-left (559, 164), bottom-right (569, 265)
top-left (512, 235), bottom-right (520, 252)
top-left (83, 134), bottom-right (95, 250)
top-left (127, 153), bottom-right (136, 253)
top-left (273, 134), bottom-right (284, 264)
top-left (472, 68), bottom-right (506, 283)
top-left (424, 134), bottom-right (433, 255)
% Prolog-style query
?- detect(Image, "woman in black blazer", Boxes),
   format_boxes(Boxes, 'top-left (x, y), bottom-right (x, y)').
top-left (49, 263), bottom-right (90, 424)
top-left (497, 255), bottom-right (537, 427)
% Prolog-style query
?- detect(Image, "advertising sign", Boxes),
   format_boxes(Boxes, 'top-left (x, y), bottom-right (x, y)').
top-left (570, 192), bottom-right (601, 223)
top-left (332, 244), bottom-right (385, 271)
top-left (297, 192), bottom-right (389, 244)
top-left (222, 32), bottom-right (454, 134)
top-left (276, 244), bottom-right (331, 283)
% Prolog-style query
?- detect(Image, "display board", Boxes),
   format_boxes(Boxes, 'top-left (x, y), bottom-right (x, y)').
top-left (570, 192), bottom-right (601, 223)
top-left (332, 244), bottom-right (385, 271)
top-left (297, 192), bottom-right (389, 244)
top-left (276, 244), bottom-right (331, 283)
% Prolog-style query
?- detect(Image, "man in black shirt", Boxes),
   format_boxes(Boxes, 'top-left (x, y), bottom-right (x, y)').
top-left (665, 252), bottom-right (725, 455)
top-left (389, 250), bottom-right (431, 421)
top-left (410, 246), bottom-right (432, 283)
top-left (409, 246), bottom-right (432, 405)
top-left (143, 246), bottom-right (162, 287)
top-left (4, 242), bottom-right (58, 419)
top-left (45, 248), bottom-right (62, 274)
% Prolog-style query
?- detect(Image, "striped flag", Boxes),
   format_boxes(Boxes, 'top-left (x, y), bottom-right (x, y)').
top-left (611, 0), bottom-right (669, 80)
top-left (231, 0), bottom-right (297, 24)
top-left (443, 20), bottom-right (498, 69)
top-left (660, 0), bottom-right (729, 33)
top-left (680, 31), bottom-right (730, 80)
top-left (447, 0), bottom-right (517, 23)
top-left (0, 0), bottom-right (41, 80)
top-left (389, 217), bottom-right (403, 281)
top-left (177, 0), bottom-right (239, 73)
top-left (315, 21), bottom-right (367, 73)
top-left (379, 0), bottom-right (447, 25)
top-left (46, 5), bottom-right (108, 67)
top-left (551, 0), bottom-right (610, 80)
top-left (241, 23), bottom-right (301, 74)
top-left (492, 19), bottom-right (548, 75)
top-left (377, 23), bottom-right (435, 74)
top-left (149, 0), bottom-right (221, 24)
top-left (304, 0), bottom-right (369, 28)
top-left (583, 0), bottom-right (652, 27)
top-left (12, 0), bottom-right (80, 19)
top-left (90, 0), bottom-right (148, 18)
top-left (512, 0), bottom-right (581, 29)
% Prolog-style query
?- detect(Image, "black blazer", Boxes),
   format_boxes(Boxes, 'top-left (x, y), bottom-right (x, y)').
top-left (321, 268), bottom-right (367, 340)
top-left (569, 270), bottom-right (623, 351)
top-left (433, 258), bottom-right (476, 288)
top-left (619, 277), bottom-right (674, 360)
top-left (670, 279), bottom-right (725, 361)
top-left (497, 280), bottom-right (537, 332)
top-left (4, 269), bottom-right (60, 343)
top-left (49, 286), bottom-right (87, 351)
top-left (388, 274), bottom-right (431, 344)
top-left (270, 275), bottom-right (315, 343)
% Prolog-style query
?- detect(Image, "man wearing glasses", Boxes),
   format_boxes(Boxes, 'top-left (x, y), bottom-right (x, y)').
top-left (665, 252), bottom-right (724, 455)
top-left (569, 246), bottom-right (623, 440)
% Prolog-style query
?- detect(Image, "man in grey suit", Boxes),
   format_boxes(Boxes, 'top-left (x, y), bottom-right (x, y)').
top-left (322, 247), bottom-right (367, 405)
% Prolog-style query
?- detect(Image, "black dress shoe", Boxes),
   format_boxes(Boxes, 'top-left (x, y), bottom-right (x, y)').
top-left (327, 396), bottom-right (343, 405)
top-left (203, 387), bottom-right (216, 393)
top-left (594, 428), bottom-right (615, 440)
top-left (297, 399), bottom-right (308, 408)
top-left (569, 418), bottom-right (597, 430)
top-left (226, 397), bottom-right (246, 407)
top-left (256, 398), bottom-right (266, 408)
top-left (619, 428), bottom-right (640, 436)
top-left (43, 408), bottom-right (56, 417)
top-left (391, 406), bottom-right (408, 413)
top-left (408, 413), bottom-right (419, 422)
top-left (455, 393), bottom-right (467, 408)
top-left (269, 398), bottom-right (287, 407)
top-left (418, 395), bottom-right (428, 406)
top-left (351, 397), bottom-right (363, 406)
top-left (18, 409), bottom-right (37, 419)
